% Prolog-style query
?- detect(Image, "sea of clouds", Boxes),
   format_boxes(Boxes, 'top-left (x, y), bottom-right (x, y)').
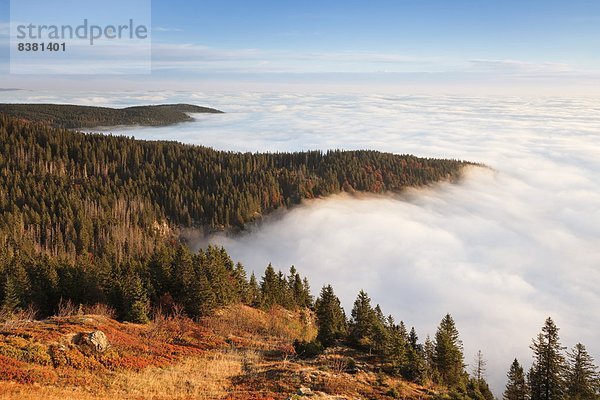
top-left (2, 90), bottom-right (599, 394)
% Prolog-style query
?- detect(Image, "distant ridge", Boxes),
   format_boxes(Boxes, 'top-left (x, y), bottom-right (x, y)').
top-left (0, 103), bottom-right (224, 129)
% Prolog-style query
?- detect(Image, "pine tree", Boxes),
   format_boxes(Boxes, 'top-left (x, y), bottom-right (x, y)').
top-left (528, 317), bottom-right (567, 400)
top-left (349, 290), bottom-right (376, 352)
top-left (202, 246), bottom-right (236, 306)
top-left (233, 262), bottom-right (250, 303)
top-left (183, 267), bottom-right (215, 318)
top-left (248, 272), bottom-right (261, 307)
top-left (433, 313), bottom-right (465, 387)
top-left (403, 327), bottom-right (426, 383)
top-left (503, 358), bottom-right (528, 400)
top-left (385, 316), bottom-right (408, 375)
top-left (289, 267), bottom-right (306, 308)
top-left (473, 350), bottom-right (487, 382)
top-left (566, 343), bottom-right (600, 400)
top-left (1, 275), bottom-right (21, 314)
top-left (171, 244), bottom-right (195, 309)
top-left (315, 284), bottom-right (347, 347)
top-left (467, 376), bottom-right (495, 400)
top-left (372, 304), bottom-right (389, 354)
top-left (276, 270), bottom-right (293, 308)
top-left (301, 277), bottom-right (313, 308)
top-left (423, 334), bottom-right (436, 383)
top-left (260, 263), bottom-right (279, 308)
top-left (124, 274), bottom-right (149, 323)
top-left (196, 268), bottom-right (217, 316)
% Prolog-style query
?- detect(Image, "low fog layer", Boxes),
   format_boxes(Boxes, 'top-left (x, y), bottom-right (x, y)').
top-left (3, 91), bottom-right (599, 394)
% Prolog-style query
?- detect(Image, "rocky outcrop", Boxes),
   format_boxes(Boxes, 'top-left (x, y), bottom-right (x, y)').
top-left (73, 330), bottom-right (109, 353)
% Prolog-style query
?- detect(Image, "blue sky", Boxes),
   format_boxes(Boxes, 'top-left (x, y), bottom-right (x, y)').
top-left (1, 0), bottom-right (600, 94)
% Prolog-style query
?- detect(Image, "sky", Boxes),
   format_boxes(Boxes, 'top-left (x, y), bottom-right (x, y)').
top-left (1, 0), bottom-right (600, 94)
top-left (0, 0), bottom-right (599, 395)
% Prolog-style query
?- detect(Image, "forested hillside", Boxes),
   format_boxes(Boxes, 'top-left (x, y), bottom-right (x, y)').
top-left (0, 114), bottom-right (471, 261)
top-left (0, 103), bottom-right (223, 128)
top-left (0, 113), bottom-right (598, 399)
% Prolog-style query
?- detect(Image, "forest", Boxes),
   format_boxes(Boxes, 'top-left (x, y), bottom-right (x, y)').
top-left (0, 113), bottom-right (471, 261)
top-left (0, 103), bottom-right (223, 128)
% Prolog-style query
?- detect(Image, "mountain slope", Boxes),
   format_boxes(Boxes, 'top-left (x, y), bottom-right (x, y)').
top-left (0, 103), bottom-right (223, 128)
top-left (0, 304), bottom-right (441, 400)
top-left (0, 113), bottom-right (474, 260)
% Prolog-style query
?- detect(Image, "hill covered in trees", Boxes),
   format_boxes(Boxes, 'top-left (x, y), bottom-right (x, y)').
top-left (0, 113), bottom-right (473, 261)
top-left (1, 245), bottom-right (597, 399)
top-left (0, 103), bottom-right (223, 129)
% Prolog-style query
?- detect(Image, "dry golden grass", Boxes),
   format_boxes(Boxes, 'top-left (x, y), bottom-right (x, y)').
top-left (0, 305), bottom-right (436, 400)
top-left (108, 350), bottom-right (245, 399)
top-left (204, 304), bottom-right (317, 350)
top-left (0, 350), bottom-right (253, 400)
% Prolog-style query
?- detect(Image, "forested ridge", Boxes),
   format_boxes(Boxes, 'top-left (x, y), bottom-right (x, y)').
top-left (0, 113), bottom-right (471, 260)
top-left (0, 103), bottom-right (223, 129)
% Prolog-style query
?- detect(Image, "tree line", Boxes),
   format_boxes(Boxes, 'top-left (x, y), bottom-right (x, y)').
top-left (0, 103), bottom-right (222, 129)
top-left (0, 243), bottom-right (311, 323)
top-left (305, 285), bottom-right (496, 400)
top-left (0, 114), bottom-right (471, 263)
top-left (503, 317), bottom-right (599, 400)
top-left (310, 287), bottom-right (599, 399)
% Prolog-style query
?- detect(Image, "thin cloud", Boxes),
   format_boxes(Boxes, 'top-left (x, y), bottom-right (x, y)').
top-left (153, 26), bottom-right (184, 32)
top-left (469, 59), bottom-right (574, 74)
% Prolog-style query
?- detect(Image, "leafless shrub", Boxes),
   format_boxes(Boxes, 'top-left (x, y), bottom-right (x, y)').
top-left (328, 357), bottom-right (349, 374)
top-left (81, 303), bottom-right (117, 319)
top-left (56, 298), bottom-right (80, 317)
top-left (0, 304), bottom-right (38, 329)
top-left (147, 303), bottom-right (194, 342)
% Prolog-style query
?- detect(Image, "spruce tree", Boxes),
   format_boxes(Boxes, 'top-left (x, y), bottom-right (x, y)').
top-left (467, 376), bottom-right (495, 400)
top-left (423, 335), bottom-right (436, 383)
top-left (503, 358), bottom-right (528, 400)
top-left (1, 275), bottom-right (21, 315)
top-left (260, 263), bottom-right (279, 308)
top-left (248, 272), bottom-right (261, 307)
top-left (566, 343), bottom-right (599, 399)
top-left (301, 277), bottom-right (313, 308)
top-left (288, 266), bottom-right (307, 308)
top-left (433, 313), bottom-right (465, 387)
top-left (315, 284), bottom-right (347, 347)
top-left (473, 350), bottom-right (487, 382)
top-left (528, 317), bottom-right (566, 400)
top-left (202, 246), bottom-right (236, 306)
top-left (385, 316), bottom-right (408, 375)
top-left (349, 290), bottom-right (376, 352)
top-left (403, 327), bottom-right (427, 383)
top-left (372, 304), bottom-right (389, 354)
top-left (196, 268), bottom-right (217, 316)
top-left (233, 262), bottom-right (249, 304)
top-left (183, 267), bottom-right (215, 318)
top-left (124, 274), bottom-right (149, 323)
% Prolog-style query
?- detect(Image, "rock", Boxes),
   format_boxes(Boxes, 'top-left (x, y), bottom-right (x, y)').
top-left (74, 330), bottom-right (109, 353)
top-left (297, 387), bottom-right (314, 396)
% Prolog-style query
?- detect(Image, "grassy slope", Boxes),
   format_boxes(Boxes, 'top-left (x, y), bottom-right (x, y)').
top-left (0, 305), bottom-right (441, 400)
top-left (0, 103), bottom-right (223, 128)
